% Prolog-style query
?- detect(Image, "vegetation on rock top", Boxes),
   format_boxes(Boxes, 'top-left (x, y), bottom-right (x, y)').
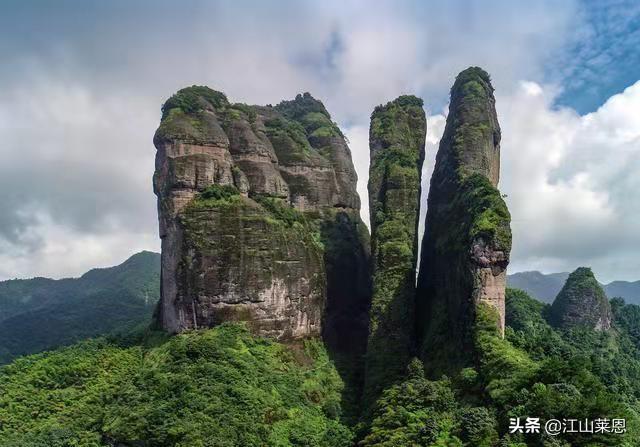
top-left (369, 95), bottom-right (424, 154)
top-left (275, 93), bottom-right (331, 121)
top-left (161, 85), bottom-right (229, 119)
top-left (451, 67), bottom-right (493, 96)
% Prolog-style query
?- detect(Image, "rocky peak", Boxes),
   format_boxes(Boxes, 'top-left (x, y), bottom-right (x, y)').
top-left (364, 95), bottom-right (426, 404)
top-left (153, 86), bottom-right (370, 347)
top-left (274, 92), bottom-right (361, 211)
top-left (432, 67), bottom-right (501, 190)
top-left (550, 267), bottom-right (612, 331)
top-left (275, 92), bottom-right (332, 121)
top-left (416, 67), bottom-right (511, 372)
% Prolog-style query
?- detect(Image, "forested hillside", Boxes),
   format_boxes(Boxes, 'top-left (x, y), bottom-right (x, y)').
top-left (0, 251), bottom-right (160, 363)
top-left (2, 288), bottom-right (639, 445)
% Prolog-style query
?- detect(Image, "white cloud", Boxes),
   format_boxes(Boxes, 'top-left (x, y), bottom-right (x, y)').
top-left (428, 80), bottom-right (640, 282)
top-left (343, 125), bottom-right (370, 225)
top-left (0, 212), bottom-right (157, 280)
top-left (3, 0), bottom-right (639, 283)
top-left (0, 75), bottom-right (160, 279)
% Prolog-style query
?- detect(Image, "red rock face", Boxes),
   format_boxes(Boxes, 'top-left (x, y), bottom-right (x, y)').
top-left (153, 88), bottom-right (370, 344)
top-left (471, 237), bottom-right (509, 335)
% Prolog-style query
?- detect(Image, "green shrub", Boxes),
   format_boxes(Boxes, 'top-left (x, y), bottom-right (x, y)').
top-left (161, 85), bottom-right (229, 118)
top-left (475, 292), bottom-right (640, 446)
top-left (187, 184), bottom-right (241, 210)
top-left (254, 195), bottom-right (305, 227)
top-left (361, 359), bottom-right (462, 447)
top-left (199, 184), bottom-right (240, 201)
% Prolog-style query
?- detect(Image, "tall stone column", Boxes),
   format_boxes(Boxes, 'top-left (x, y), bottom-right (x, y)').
top-left (416, 67), bottom-right (512, 374)
top-left (364, 95), bottom-right (426, 404)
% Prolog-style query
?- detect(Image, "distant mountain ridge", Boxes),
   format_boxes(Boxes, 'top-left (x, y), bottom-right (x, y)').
top-left (508, 270), bottom-right (640, 305)
top-left (0, 251), bottom-right (160, 363)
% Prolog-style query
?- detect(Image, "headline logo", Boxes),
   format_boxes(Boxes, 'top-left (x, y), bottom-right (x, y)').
top-left (509, 417), bottom-right (626, 436)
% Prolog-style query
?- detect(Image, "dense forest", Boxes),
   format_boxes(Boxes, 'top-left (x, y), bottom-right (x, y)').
top-left (1, 288), bottom-right (639, 446)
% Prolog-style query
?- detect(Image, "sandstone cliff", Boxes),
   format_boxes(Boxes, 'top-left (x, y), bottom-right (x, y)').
top-left (550, 267), bottom-right (612, 331)
top-left (364, 96), bottom-right (426, 403)
top-left (416, 67), bottom-right (511, 371)
top-left (153, 87), bottom-right (370, 344)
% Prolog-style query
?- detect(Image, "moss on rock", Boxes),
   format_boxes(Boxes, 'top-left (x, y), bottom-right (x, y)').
top-left (435, 173), bottom-right (511, 253)
top-left (550, 267), bottom-right (612, 331)
top-left (416, 67), bottom-right (511, 376)
top-left (364, 95), bottom-right (426, 407)
top-left (178, 194), bottom-right (326, 339)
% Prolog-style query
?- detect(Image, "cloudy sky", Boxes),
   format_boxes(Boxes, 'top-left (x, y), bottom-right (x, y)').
top-left (1, 0), bottom-right (639, 283)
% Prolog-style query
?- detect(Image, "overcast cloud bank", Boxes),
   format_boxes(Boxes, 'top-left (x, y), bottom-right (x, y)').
top-left (0, 0), bottom-right (638, 282)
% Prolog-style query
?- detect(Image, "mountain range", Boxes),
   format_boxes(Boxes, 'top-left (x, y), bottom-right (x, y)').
top-left (0, 251), bottom-right (160, 364)
top-left (508, 270), bottom-right (640, 304)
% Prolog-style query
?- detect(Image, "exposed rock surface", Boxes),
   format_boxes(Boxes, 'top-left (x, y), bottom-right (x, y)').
top-left (416, 67), bottom-right (511, 371)
top-left (550, 267), bottom-right (612, 331)
top-left (153, 87), bottom-right (370, 343)
top-left (364, 96), bottom-right (426, 403)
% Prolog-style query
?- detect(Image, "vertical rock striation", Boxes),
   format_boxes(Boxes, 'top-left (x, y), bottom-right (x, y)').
top-left (550, 267), bottom-right (612, 331)
top-left (153, 87), bottom-right (370, 343)
top-left (364, 96), bottom-right (426, 403)
top-left (416, 67), bottom-right (511, 372)
top-left (273, 95), bottom-right (372, 360)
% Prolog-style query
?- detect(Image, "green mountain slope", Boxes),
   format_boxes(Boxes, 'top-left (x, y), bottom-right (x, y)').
top-left (0, 324), bottom-right (351, 447)
top-left (359, 288), bottom-right (640, 445)
top-left (3, 288), bottom-right (640, 446)
top-left (0, 251), bottom-right (160, 364)
top-left (507, 271), bottom-right (570, 303)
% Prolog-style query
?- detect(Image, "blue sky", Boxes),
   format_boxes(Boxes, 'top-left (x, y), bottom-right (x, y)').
top-left (549, 0), bottom-right (640, 113)
top-left (0, 0), bottom-right (639, 282)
